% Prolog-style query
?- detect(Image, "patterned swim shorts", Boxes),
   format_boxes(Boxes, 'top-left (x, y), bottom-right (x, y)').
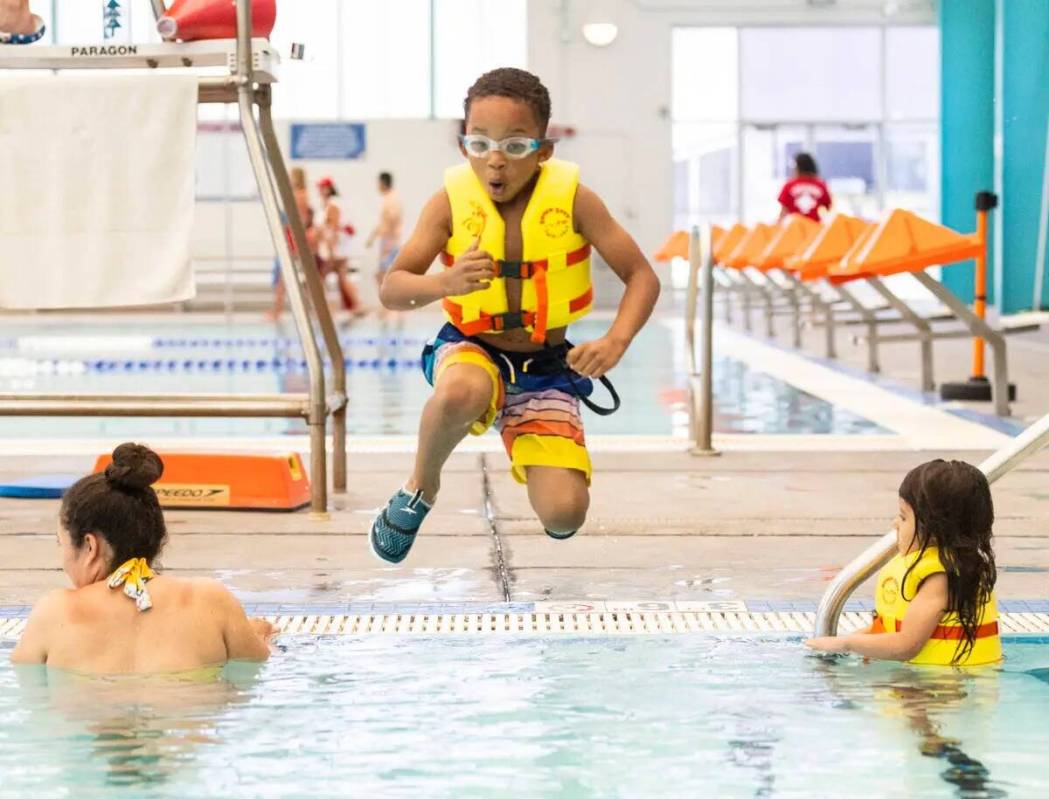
top-left (421, 323), bottom-right (592, 484)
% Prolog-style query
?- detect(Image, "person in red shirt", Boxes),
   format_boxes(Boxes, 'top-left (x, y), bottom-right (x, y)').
top-left (778, 152), bottom-right (831, 222)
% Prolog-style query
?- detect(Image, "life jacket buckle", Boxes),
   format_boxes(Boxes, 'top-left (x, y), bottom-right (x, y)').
top-left (492, 311), bottom-right (525, 331)
top-left (497, 260), bottom-right (534, 279)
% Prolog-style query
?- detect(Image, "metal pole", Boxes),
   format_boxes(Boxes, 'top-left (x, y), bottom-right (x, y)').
top-left (1033, 115), bottom-right (1049, 311)
top-left (834, 284), bottom-right (880, 373)
top-left (971, 202), bottom-right (991, 379)
top-left (687, 226), bottom-right (718, 456)
top-left (865, 277), bottom-right (935, 393)
top-left (148, 0), bottom-right (166, 23)
top-left (235, 0), bottom-right (329, 514)
top-left (912, 271), bottom-right (1011, 417)
top-left (684, 227), bottom-right (700, 376)
top-left (782, 271), bottom-right (835, 359)
top-left (257, 95), bottom-right (348, 494)
top-left (815, 411), bottom-right (1049, 636)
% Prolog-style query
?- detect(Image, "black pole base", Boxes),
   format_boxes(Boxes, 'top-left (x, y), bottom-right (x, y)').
top-left (939, 376), bottom-right (1017, 402)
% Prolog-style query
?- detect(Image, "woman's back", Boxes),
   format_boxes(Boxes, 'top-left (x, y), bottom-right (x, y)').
top-left (11, 443), bottom-right (273, 674)
top-left (38, 577), bottom-right (230, 673)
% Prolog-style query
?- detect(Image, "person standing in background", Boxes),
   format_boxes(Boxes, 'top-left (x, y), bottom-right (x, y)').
top-left (366, 171), bottom-right (404, 290)
top-left (316, 177), bottom-right (363, 315)
top-left (778, 152), bottom-right (831, 222)
top-left (267, 167), bottom-right (317, 320)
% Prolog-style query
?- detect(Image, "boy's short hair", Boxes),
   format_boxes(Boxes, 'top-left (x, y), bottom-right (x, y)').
top-left (378, 171), bottom-right (393, 188)
top-left (463, 68), bottom-right (551, 134)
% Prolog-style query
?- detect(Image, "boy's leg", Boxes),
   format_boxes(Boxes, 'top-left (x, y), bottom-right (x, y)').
top-left (370, 354), bottom-right (500, 564)
top-left (525, 466), bottom-right (590, 537)
top-left (407, 363), bottom-right (494, 503)
top-left (498, 387), bottom-right (592, 539)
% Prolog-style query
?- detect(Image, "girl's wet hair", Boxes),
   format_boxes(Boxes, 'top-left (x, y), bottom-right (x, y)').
top-left (899, 459), bottom-right (996, 663)
top-left (60, 443), bottom-right (168, 570)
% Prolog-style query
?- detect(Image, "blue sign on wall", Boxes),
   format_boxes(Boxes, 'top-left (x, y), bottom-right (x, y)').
top-left (290, 123), bottom-right (366, 160)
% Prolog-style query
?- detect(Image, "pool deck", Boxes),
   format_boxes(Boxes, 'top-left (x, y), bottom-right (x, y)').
top-left (2, 448), bottom-right (1047, 609)
top-left (1, 306), bottom-right (1047, 613)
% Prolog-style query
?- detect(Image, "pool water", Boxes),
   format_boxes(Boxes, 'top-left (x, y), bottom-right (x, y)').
top-left (0, 636), bottom-right (1045, 797)
top-left (0, 317), bottom-right (884, 438)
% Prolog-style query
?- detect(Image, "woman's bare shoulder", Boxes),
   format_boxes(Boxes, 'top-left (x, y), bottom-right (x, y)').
top-left (148, 575), bottom-right (236, 608)
top-left (28, 588), bottom-right (73, 619)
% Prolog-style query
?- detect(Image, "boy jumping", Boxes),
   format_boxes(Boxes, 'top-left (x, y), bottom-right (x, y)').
top-left (371, 68), bottom-right (660, 563)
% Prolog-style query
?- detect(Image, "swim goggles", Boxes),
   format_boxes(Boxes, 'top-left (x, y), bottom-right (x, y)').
top-left (459, 134), bottom-right (557, 160)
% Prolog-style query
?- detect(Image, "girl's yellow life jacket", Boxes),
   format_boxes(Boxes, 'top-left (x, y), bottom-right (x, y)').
top-left (440, 158), bottom-right (593, 344)
top-left (872, 546), bottom-right (1001, 666)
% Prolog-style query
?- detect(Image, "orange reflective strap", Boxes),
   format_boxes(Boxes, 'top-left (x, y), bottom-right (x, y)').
top-left (883, 617), bottom-right (999, 640)
top-left (531, 265), bottom-right (549, 344)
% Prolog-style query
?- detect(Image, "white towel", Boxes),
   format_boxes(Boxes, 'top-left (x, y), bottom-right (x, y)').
top-left (0, 74), bottom-right (197, 309)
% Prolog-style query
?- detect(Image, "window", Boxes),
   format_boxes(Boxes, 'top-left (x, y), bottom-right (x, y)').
top-left (885, 27), bottom-right (939, 121)
top-left (672, 28), bottom-right (738, 122)
top-left (740, 28), bottom-right (882, 122)
top-left (672, 25), bottom-right (940, 227)
top-left (433, 0), bottom-right (528, 119)
top-left (339, 0), bottom-right (431, 119)
top-left (270, 0), bottom-right (341, 120)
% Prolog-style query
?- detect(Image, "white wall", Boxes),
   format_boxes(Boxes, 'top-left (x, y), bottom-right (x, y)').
top-left (191, 118), bottom-right (461, 268)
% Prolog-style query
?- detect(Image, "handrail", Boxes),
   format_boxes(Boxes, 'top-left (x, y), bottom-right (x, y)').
top-left (814, 411), bottom-right (1049, 635)
top-left (685, 226), bottom-right (716, 455)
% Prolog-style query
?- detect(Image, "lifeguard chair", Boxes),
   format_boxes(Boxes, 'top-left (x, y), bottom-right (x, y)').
top-left (0, 0), bottom-right (347, 513)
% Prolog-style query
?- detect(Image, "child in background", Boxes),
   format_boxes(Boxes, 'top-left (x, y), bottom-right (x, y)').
top-left (370, 68), bottom-right (660, 563)
top-left (806, 459), bottom-right (1001, 666)
top-left (12, 443), bottom-right (275, 673)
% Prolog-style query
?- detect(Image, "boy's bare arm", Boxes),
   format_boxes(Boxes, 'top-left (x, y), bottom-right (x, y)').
top-left (568, 185), bottom-right (661, 378)
top-left (379, 191), bottom-right (494, 311)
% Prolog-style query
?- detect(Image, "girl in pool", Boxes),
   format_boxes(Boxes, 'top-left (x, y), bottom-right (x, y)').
top-left (806, 459), bottom-right (1001, 666)
top-left (12, 443), bottom-right (276, 673)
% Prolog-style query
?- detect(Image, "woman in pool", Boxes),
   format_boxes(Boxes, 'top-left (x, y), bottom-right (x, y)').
top-left (12, 443), bottom-right (275, 673)
top-left (806, 459), bottom-right (1001, 666)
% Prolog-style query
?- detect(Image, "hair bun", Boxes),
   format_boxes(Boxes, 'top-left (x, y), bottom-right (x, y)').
top-left (104, 443), bottom-right (164, 491)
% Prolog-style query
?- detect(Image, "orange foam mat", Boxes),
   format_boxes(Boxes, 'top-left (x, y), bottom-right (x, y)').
top-left (832, 209), bottom-right (982, 278)
top-left (714, 223), bottom-right (748, 265)
top-left (726, 223), bottom-right (773, 269)
top-left (93, 452), bottom-right (311, 511)
top-left (653, 230), bottom-right (689, 262)
top-left (787, 214), bottom-right (874, 281)
top-left (756, 214), bottom-right (821, 270)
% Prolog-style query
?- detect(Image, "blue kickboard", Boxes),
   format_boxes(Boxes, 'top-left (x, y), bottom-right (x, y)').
top-left (0, 474), bottom-right (79, 499)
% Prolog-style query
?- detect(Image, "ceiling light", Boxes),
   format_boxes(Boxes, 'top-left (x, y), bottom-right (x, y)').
top-left (581, 22), bottom-right (618, 47)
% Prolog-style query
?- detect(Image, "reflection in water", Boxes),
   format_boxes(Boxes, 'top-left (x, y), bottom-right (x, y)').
top-left (13, 661), bottom-right (263, 793)
top-left (810, 655), bottom-right (1007, 798)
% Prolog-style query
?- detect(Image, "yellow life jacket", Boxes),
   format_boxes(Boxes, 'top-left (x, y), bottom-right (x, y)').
top-left (441, 158), bottom-right (593, 344)
top-left (873, 546), bottom-right (1001, 666)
